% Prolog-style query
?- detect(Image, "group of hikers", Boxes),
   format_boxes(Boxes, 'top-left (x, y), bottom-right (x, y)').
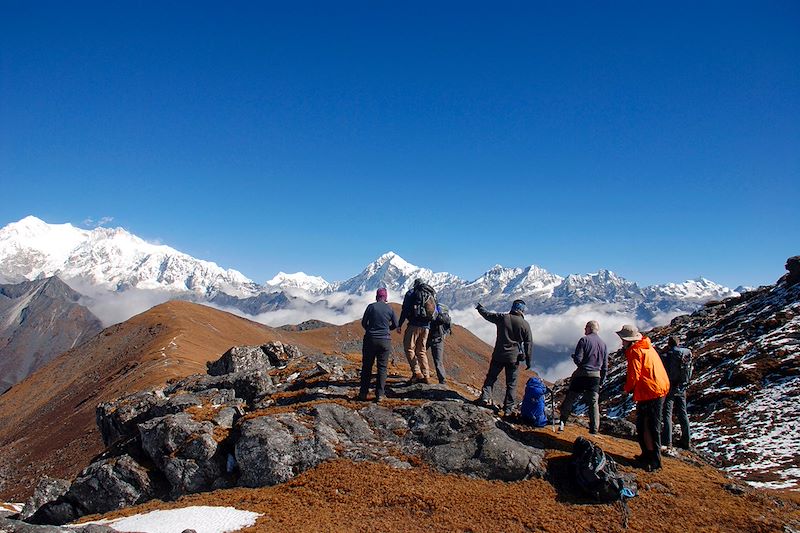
top-left (358, 278), bottom-right (693, 472)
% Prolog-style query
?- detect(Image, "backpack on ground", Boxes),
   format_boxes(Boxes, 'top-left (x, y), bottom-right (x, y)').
top-left (520, 377), bottom-right (548, 427)
top-left (411, 283), bottom-right (437, 321)
top-left (572, 437), bottom-right (635, 503)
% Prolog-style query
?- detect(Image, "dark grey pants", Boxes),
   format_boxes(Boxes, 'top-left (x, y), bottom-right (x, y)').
top-left (559, 375), bottom-right (601, 433)
top-left (662, 391), bottom-right (690, 448)
top-left (360, 336), bottom-right (391, 399)
top-left (480, 360), bottom-right (519, 413)
top-left (428, 338), bottom-right (447, 384)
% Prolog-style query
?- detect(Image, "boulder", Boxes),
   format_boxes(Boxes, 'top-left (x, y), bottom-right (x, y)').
top-left (403, 402), bottom-right (545, 480)
top-left (20, 477), bottom-right (70, 520)
top-left (1, 516), bottom-right (117, 532)
top-left (165, 371), bottom-right (275, 405)
top-left (96, 390), bottom-right (165, 446)
top-left (66, 454), bottom-right (159, 516)
top-left (206, 342), bottom-right (301, 376)
top-left (138, 414), bottom-right (224, 495)
top-left (600, 416), bottom-right (637, 440)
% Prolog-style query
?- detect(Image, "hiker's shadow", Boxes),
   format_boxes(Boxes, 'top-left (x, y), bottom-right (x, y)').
top-left (385, 383), bottom-right (467, 402)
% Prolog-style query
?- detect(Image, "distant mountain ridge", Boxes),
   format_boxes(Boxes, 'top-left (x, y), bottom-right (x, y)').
top-left (0, 217), bottom-right (738, 323)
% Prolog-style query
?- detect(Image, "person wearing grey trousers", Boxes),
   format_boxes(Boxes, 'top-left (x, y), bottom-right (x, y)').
top-left (426, 304), bottom-right (452, 384)
top-left (559, 321), bottom-right (608, 434)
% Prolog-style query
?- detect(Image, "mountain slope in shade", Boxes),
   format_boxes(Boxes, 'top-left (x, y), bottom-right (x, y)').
top-left (596, 256), bottom-right (800, 490)
top-left (0, 276), bottom-right (102, 393)
top-left (0, 300), bottom-right (496, 500)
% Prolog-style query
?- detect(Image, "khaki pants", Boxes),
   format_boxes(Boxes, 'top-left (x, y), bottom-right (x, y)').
top-left (403, 325), bottom-right (431, 378)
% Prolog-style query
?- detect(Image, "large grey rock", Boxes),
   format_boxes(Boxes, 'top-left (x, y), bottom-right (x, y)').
top-left (236, 413), bottom-right (337, 487)
top-left (165, 371), bottom-right (275, 404)
top-left (0, 516), bottom-right (118, 532)
top-left (96, 390), bottom-right (165, 446)
top-left (20, 477), bottom-right (70, 520)
top-left (206, 342), bottom-right (301, 376)
top-left (138, 414), bottom-right (223, 495)
top-left (403, 402), bottom-right (545, 480)
top-left (67, 454), bottom-right (159, 516)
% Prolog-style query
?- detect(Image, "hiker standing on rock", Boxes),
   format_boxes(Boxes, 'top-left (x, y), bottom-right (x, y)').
top-left (397, 278), bottom-right (437, 384)
top-left (358, 288), bottom-right (398, 402)
top-left (558, 320), bottom-right (608, 434)
top-left (617, 324), bottom-right (670, 471)
top-left (427, 303), bottom-right (452, 385)
top-left (661, 335), bottom-right (693, 450)
top-left (474, 300), bottom-right (533, 417)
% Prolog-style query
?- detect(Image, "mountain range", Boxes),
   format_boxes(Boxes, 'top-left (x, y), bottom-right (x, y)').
top-left (0, 217), bottom-right (739, 325)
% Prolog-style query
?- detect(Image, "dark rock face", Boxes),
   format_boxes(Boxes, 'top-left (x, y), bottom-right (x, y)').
top-left (21, 478), bottom-right (70, 520)
top-left (0, 277), bottom-right (103, 393)
top-left (25, 340), bottom-right (547, 525)
top-left (782, 256), bottom-right (800, 286)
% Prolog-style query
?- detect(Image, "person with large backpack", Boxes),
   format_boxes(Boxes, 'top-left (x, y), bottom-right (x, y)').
top-left (558, 320), bottom-right (608, 434)
top-left (426, 303), bottom-right (452, 384)
top-left (660, 335), bottom-right (693, 450)
top-left (397, 278), bottom-right (437, 384)
top-left (474, 299), bottom-right (533, 417)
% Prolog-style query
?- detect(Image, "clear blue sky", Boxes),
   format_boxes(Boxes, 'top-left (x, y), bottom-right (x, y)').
top-left (1, 1), bottom-right (798, 288)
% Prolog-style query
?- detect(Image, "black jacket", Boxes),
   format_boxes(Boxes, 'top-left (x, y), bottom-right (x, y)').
top-left (477, 304), bottom-right (533, 368)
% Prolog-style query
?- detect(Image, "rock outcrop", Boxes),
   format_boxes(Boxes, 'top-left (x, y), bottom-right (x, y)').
top-left (25, 341), bottom-right (547, 525)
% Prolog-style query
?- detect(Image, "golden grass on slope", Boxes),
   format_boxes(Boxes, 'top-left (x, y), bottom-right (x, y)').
top-left (80, 423), bottom-right (800, 533)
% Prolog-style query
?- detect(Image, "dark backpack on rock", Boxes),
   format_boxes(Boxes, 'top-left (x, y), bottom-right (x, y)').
top-left (412, 283), bottom-right (437, 321)
top-left (520, 377), bottom-right (548, 427)
top-left (572, 437), bottom-right (635, 503)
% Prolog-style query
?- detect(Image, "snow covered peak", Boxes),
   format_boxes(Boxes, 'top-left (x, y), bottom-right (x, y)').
top-left (265, 272), bottom-right (331, 294)
top-left (0, 217), bottom-right (258, 297)
top-left (647, 277), bottom-right (739, 303)
top-left (370, 251), bottom-right (418, 276)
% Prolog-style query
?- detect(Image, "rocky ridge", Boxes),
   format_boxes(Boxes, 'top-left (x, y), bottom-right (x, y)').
top-left (19, 340), bottom-right (545, 526)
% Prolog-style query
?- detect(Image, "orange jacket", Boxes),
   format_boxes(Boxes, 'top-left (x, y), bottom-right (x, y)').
top-left (624, 336), bottom-right (670, 402)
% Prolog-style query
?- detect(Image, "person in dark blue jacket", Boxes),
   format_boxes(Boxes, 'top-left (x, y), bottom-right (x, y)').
top-left (660, 335), bottom-right (693, 449)
top-left (358, 288), bottom-right (398, 402)
top-left (558, 320), bottom-right (608, 434)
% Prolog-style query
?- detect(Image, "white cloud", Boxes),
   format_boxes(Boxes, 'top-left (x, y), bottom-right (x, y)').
top-left (82, 216), bottom-right (114, 228)
top-left (66, 279), bottom-right (175, 327)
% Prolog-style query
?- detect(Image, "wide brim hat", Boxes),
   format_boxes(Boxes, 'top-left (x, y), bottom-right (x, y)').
top-left (616, 324), bottom-right (642, 341)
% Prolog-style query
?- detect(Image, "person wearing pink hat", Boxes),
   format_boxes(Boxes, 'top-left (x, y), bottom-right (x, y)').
top-left (358, 287), bottom-right (398, 402)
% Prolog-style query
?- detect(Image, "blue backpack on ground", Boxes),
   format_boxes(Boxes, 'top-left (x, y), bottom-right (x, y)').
top-left (520, 377), bottom-right (548, 427)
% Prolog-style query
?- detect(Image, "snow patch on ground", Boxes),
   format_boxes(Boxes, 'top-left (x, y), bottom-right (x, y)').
top-left (72, 506), bottom-right (261, 533)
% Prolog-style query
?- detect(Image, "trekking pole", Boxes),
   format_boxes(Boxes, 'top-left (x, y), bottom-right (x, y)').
top-left (551, 385), bottom-right (556, 433)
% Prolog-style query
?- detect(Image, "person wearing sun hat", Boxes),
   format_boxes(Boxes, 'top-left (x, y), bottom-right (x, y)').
top-left (617, 324), bottom-right (670, 471)
top-left (358, 287), bottom-right (398, 403)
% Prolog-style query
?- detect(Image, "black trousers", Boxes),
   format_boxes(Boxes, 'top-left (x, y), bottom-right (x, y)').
top-left (480, 360), bottom-right (520, 413)
top-left (360, 336), bottom-right (391, 399)
top-left (636, 397), bottom-right (665, 467)
top-left (428, 338), bottom-right (447, 384)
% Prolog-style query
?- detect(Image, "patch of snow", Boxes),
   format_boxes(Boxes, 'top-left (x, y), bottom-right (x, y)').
top-left (72, 506), bottom-right (261, 533)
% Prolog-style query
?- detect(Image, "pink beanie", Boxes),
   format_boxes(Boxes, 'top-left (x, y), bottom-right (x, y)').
top-left (376, 288), bottom-right (388, 301)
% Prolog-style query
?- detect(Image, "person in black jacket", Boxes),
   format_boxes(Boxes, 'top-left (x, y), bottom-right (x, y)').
top-left (358, 287), bottom-right (398, 402)
top-left (660, 335), bottom-right (693, 449)
top-left (426, 304), bottom-right (452, 384)
top-left (474, 299), bottom-right (533, 417)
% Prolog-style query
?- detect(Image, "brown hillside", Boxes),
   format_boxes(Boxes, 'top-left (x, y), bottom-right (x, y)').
top-left (0, 300), bottom-right (498, 500)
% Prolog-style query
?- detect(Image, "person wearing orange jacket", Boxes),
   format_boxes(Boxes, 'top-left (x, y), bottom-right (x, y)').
top-left (617, 324), bottom-right (670, 471)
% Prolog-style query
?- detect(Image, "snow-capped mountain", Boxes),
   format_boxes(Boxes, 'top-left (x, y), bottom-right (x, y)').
top-left (0, 216), bottom-right (260, 298)
top-left (0, 217), bottom-right (739, 325)
top-left (595, 256), bottom-right (800, 490)
top-left (265, 272), bottom-right (331, 294)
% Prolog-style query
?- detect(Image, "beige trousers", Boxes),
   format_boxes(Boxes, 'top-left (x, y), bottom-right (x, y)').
top-left (403, 325), bottom-right (431, 378)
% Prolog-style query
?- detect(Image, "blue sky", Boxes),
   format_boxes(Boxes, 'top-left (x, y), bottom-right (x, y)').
top-left (1, 1), bottom-right (798, 288)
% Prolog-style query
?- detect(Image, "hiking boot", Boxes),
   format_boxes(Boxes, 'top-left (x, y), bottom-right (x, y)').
top-left (356, 393), bottom-right (368, 402)
top-left (374, 396), bottom-right (384, 404)
top-left (473, 398), bottom-right (492, 409)
top-left (558, 421), bottom-right (565, 432)
top-left (422, 377), bottom-right (432, 385)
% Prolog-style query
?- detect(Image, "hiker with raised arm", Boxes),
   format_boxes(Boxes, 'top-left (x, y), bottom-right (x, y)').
top-left (661, 335), bottom-right (693, 450)
top-left (358, 288), bottom-right (398, 402)
top-left (558, 320), bottom-right (608, 434)
top-left (474, 299), bottom-right (533, 417)
top-left (617, 324), bottom-right (670, 471)
top-left (397, 278), bottom-right (437, 384)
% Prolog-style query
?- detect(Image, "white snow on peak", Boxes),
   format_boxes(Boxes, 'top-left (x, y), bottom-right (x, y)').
top-left (650, 277), bottom-right (739, 302)
top-left (266, 271), bottom-right (331, 293)
top-left (0, 217), bottom-right (258, 297)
